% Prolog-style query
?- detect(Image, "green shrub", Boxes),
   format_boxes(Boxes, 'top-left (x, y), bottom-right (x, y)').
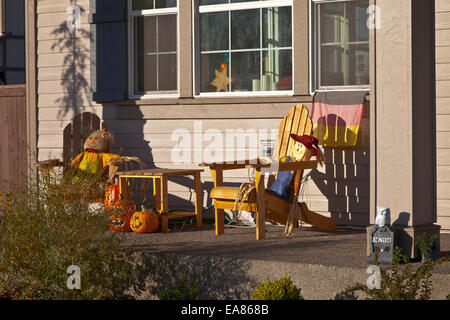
top-left (339, 246), bottom-right (450, 300)
top-left (0, 169), bottom-right (137, 299)
top-left (250, 274), bottom-right (304, 300)
top-left (157, 277), bottom-right (199, 300)
top-left (415, 233), bottom-right (439, 261)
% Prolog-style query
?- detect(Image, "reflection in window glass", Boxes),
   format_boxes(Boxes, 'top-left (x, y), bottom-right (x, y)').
top-left (199, 3), bottom-right (293, 93)
top-left (200, 12), bottom-right (229, 51)
top-left (316, 0), bottom-right (369, 88)
top-left (231, 10), bottom-right (260, 50)
top-left (262, 7), bottom-right (292, 48)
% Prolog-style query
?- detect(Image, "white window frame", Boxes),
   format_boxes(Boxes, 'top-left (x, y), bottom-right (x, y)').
top-left (310, 0), bottom-right (370, 94)
top-left (194, 0), bottom-right (294, 98)
top-left (128, 0), bottom-right (180, 99)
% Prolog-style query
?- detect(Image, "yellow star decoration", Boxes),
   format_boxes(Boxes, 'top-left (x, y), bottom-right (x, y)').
top-left (210, 66), bottom-right (229, 92)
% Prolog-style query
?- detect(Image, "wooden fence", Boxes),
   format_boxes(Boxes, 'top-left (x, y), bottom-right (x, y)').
top-left (0, 85), bottom-right (27, 192)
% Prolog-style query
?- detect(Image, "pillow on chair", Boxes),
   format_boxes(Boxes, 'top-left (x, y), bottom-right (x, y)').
top-left (266, 157), bottom-right (294, 200)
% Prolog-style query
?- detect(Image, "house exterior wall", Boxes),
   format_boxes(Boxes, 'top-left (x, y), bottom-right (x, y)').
top-left (436, 0), bottom-right (450, 230)
top-left (35, 0), bottom-right (370, 225)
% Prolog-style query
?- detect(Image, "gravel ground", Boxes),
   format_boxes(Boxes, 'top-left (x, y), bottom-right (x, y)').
top-left (120, 223), bottom-right (450, 300)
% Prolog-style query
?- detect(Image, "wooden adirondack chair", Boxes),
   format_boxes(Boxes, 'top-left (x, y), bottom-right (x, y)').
top-left (200, 104), bottom-right (334, 240)
top-left (37, 112), bottom-right (107, 175)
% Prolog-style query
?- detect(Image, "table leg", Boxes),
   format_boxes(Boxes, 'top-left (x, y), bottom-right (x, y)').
top-left (160, 174), bottom-right (168, 214)
top-left (153, 178), bottom-right (161, 213)
top-left (158, 175), bottom-right (169, 233)
top-left (160, 216), bottom-right (169, 233)
top-left (119, 177), bottom-right (127, 197)
top-left (211, 168), bottom-right (224, 235)
top-left (194, 172), bottom-right (203, 227)
top-left (255, 169), bottom-right (266, 240)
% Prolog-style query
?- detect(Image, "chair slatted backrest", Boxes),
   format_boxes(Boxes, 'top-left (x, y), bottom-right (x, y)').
top-left (275, 104), bottom-right (313, 161)
top-left (62, 112), bottom-right (105, 166)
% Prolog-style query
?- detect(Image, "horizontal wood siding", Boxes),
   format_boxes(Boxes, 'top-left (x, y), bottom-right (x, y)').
top-left (436, 0), bottom-right (450, 229)
top-left (36, 0), bottom-right (370, 227)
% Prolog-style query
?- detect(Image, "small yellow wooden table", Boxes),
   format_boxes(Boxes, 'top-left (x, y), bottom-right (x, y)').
top-left (116, 168), bottom-right (204, 232)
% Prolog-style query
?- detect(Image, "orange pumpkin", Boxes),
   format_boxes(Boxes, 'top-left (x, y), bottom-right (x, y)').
top-left (109, 199), bottom-right (136, 232)
top-left (104, 184), bottom-right (120, 209)
top-left (104, 184), bottom-right (130, 209)
top-left (130, 211), bottom-right (159, 234)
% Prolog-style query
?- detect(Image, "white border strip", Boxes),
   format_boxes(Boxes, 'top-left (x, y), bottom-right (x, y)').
top-left (199, 0), bottom-right (292, 13)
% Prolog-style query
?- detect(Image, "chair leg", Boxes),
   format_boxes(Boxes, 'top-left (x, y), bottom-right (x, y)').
top-left (215, 208), bottom-right (225, 235)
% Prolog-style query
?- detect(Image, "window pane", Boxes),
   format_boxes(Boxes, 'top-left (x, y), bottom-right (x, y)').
top-left (137, 16), bottom-right (157, 53)
top-left (132, 0), bottom-right (154, 10)
top-left (349, 43), bottom-right (369, 85)
top-left (264, 49), bottom-right (292, 90)
top-left (318, 0), bottom-right (369, 88)
top-left (200, 0), bottom-right (227, 5)
top-left (200, 12), bottom-right (229, 51)
top-left (139, 55), bottom-right (157, 92)
top-left (158, 54), bottom-right (177, 90)
top-left (320, 2), bottom-right (344, 44)
top-left (231, 51), bottom-right (260, 92)
top-left (133, 0), bottom-right (177, 10)
top-left (198, 3), bottom-right (293, 93)
top-left (200, 53), bottom-right (230, 92)
top-left (158, 15), bottom-right (177, 52)
top-left (155, 0), bottom-right (177, 8)
top-left (134, 15), bottom-right (178, 94)
top-left (262, 7), bottom-right (291, 48)
top-left (231, 9), bottom-right (260, 50)
top-left (348, 1), bottom-right (369, 42)
top-left (320, 45), bottom-right (344, 86)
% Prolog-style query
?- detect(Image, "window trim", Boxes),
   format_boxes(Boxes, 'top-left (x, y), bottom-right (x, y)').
top-left (127, 0), bottom-right (180, 100)
top-left (310, 0), bottom-right (371, 94)
top-left (194, 0), bottom-right (294, 97)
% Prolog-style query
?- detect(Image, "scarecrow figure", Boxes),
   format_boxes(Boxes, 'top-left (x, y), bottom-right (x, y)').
top-left (70, 128), bottom-right (124, 182)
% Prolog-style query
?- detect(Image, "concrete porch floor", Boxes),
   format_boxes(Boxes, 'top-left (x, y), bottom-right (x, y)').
top-left (121, 223), bottom-right (450, 300)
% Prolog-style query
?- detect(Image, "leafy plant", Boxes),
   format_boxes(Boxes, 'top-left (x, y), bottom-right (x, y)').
top-left (157, 277), bottom-right (199, 300)
top-left (415, 233), bottom-right (439, 261)
top-left (250, 274), bottom-right (304, 300)
top-left (338, 246), bottom-right (450, 300)
top-left (332, 292), bottom-right (358, 300)
top-left (0, 169), bottom-right (137, 299)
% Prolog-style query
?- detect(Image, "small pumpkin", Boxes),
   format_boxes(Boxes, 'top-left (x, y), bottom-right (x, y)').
top-left (130, 210), bottom-right (159, 234)
top-left (109, 199), bottom-right (136, 232)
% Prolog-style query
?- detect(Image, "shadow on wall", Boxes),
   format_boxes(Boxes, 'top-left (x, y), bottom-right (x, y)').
top-left (305, 99), bottom-right (370, 227)
top-left (50, 7), bottom-right (91, 119)
top-left (310, 148), bottom-right (370, 227)
top-left (49, 7), bottom-right (215, 214)
top-left (102, 106), bottom-right (156, 208)
top-left (49, 8), bottom-right (158, 209)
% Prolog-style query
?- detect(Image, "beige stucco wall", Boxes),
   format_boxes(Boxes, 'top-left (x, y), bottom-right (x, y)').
top-left (36, 0), bottom-right (371, 226)
top-left (374, 0), bottom-right (414, 225)
top-left (436, 0), bottom-right (450, 230)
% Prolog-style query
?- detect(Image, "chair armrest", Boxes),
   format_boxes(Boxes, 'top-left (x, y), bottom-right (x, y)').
top-left (36, 159), bottom-right (64, 169)
top-left (35, 159), bottom-right (64, 175)
top-left (276, 160), bottom-right (318, 171)
top-left (199, 159), bottom-right (269, 171)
